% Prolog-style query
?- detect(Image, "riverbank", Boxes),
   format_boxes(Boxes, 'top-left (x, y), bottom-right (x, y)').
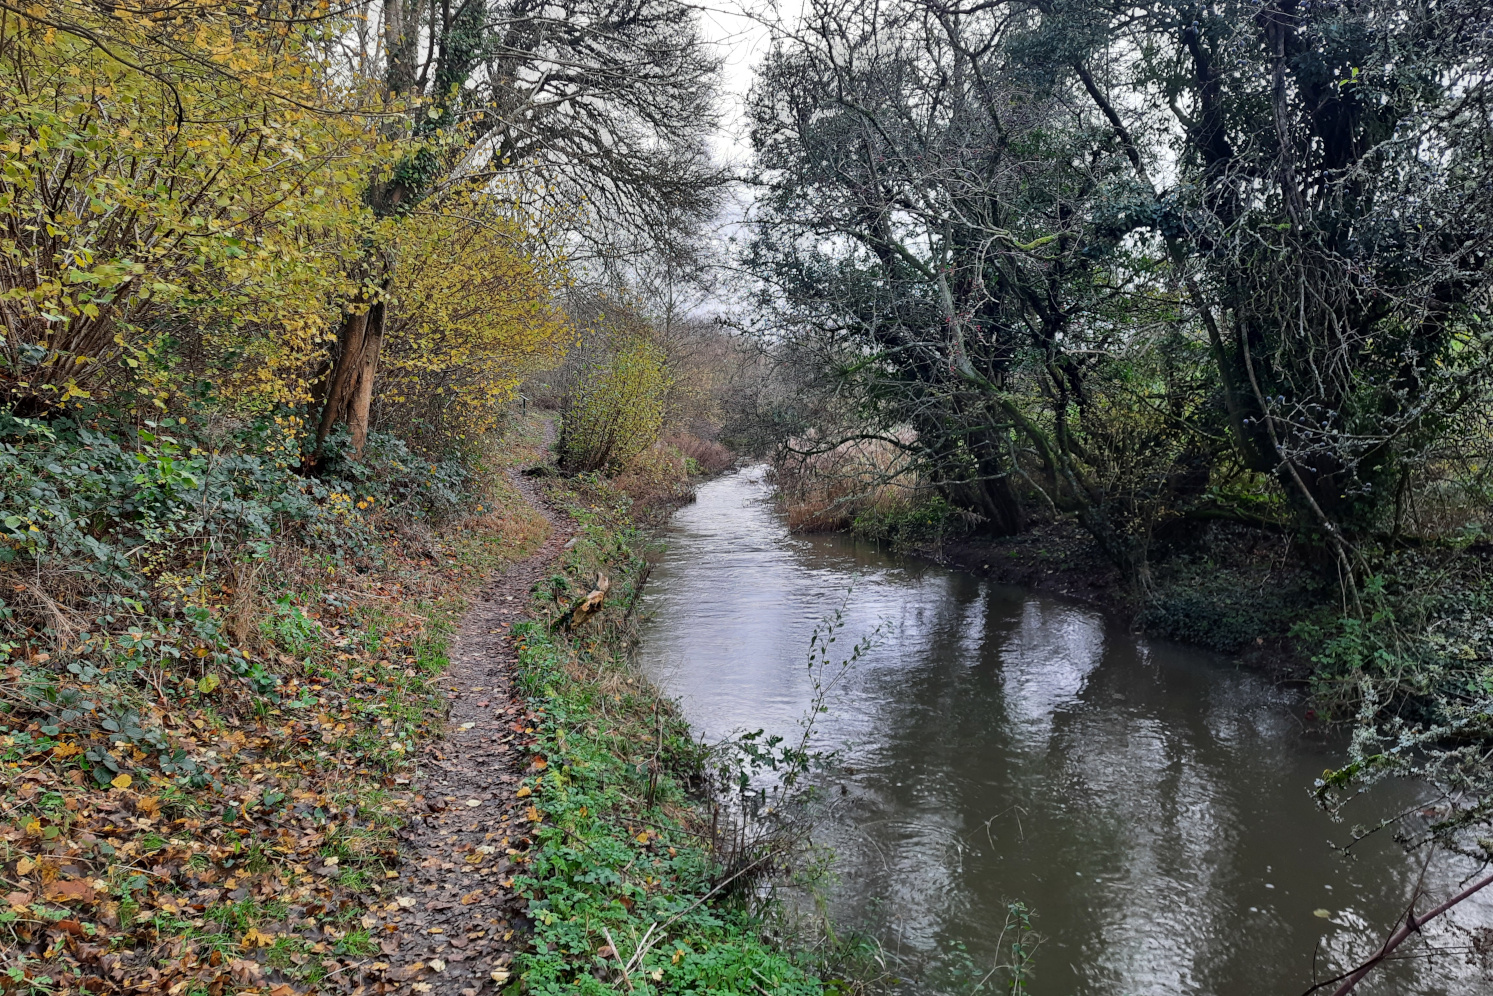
top-left (775, 466), bottom-right (1318, 672)
top-left (505, 466), bottom-right (820, 995)
top-left (0, 414), bottom-right (555, 995)
top-left (0, 415), bottom-right (812, 996)
top-left (912, 517), bottom-right (1317, 680)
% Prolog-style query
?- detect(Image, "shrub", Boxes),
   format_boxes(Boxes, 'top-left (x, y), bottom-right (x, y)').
top-left (0, 407), bottom-right (474, 663)
top-left (852, 494), bottom-right (968, 549)
top-left (1136, 561), bottom-right (1308, 652)
top-left (773, 436), bottom-right (919, 533)
top-left (560, 336), bottom-right (670, 472)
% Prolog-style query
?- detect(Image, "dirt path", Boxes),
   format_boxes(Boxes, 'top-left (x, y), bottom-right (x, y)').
top-left (369, 470), bottom-right (569, 995)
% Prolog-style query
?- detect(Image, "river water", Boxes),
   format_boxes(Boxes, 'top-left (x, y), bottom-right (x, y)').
top-left (636, 467), bottom-right (1493, 996)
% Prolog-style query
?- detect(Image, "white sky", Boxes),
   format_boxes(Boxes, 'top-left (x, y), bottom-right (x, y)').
top-left (695, 2), bottom-right (780, 168)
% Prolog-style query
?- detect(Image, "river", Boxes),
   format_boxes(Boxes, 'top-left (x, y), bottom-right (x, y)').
top-left (636, 467), bottom-right (1493, 996)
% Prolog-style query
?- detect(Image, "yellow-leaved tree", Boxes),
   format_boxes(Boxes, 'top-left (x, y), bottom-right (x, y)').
top-left (0, 2), bottom-right (393, 411)
top-left (1, 2), bottom-right (573, 443)
top-left (375, 192), bottom-right (572, 446)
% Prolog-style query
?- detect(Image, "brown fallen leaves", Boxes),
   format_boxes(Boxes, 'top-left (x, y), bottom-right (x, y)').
top-left (0, 500), bottom-right (551, 995)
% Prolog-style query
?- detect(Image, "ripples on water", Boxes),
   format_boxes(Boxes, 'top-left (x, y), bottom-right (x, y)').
top-left (637, 467), bottom-right (1493, 996)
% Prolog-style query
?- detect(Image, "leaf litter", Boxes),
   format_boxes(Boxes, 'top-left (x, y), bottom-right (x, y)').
top-left (0, 474), bottom-right (566, 996)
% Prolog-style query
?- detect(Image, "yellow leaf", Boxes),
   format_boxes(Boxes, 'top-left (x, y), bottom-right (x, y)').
top-left (241, 927), bottom-right (275, 948)
top-left (515, 785), bottom-right (531, 798)
top-left (15, 856), bottom-right (35, 875)
top-left (110, 774), bottom-right (132, 790)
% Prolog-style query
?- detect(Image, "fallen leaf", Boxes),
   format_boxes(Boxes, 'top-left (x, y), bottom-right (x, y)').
top-left (241, 927), bottom-right (276, 948)
top-left (429, 958), bottom-right (447, 972)
top-left (15, 856), bottom-right (35, 875)
top-left (43, 879), bottom-right (97, 903)
top-left (229, 959), bottom-right (264, 984)
top-left (5, 891), bottom-right (33, 911)
top-left (515, 786), bottom-right (531, 798)
top-left (459, 890), bottom-right (483, 905)
top-left (491, 969), bottom-right (511, 984)
top-left (466, 798), bottom-right (482, 807)
top-left (459, 722), bottom-right (476, 730)
top-left (395, 895), bottom-right (417, 909)
top-left (110, 773), bottom-right (132, 790)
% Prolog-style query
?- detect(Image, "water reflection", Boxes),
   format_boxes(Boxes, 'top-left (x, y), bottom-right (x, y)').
top-left (638, 468), bottom-right (1493, 995)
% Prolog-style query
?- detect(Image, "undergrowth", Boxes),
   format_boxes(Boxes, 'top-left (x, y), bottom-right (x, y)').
top-left (851, 494), bottom-right (968, 552)
top-left (1299, 545), bottom-right (1493, 855)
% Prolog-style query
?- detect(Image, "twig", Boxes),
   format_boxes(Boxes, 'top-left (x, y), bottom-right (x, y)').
top-left (1302, 868), bottom-right (1493, 995)
top-left (600, 924), bottom-right (635, 993)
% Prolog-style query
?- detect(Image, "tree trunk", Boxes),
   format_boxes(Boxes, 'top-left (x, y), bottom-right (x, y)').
top-left (976, 471), bottom-right (1026, 536)
top-left (312, 307), bottom-right (370, 457)
top-left (347, 301), bottom-right (386, 459)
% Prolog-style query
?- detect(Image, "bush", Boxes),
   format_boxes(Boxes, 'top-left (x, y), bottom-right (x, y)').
top-left (852, 494), bottom-right (968, 549)
top-left (1136, 560), bottom-right (1309, 652)
top-left (666, 432), bottom-right (735, 473)
top-left (560, 336), bottom-right (670, 472)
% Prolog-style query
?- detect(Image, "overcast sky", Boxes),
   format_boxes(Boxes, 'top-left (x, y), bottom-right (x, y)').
top-left (696, 2), bottom-right (778, 168)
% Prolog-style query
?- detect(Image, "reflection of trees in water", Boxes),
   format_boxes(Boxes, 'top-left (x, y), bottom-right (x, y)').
top-left (640, 471), bottom-right (1493, 995)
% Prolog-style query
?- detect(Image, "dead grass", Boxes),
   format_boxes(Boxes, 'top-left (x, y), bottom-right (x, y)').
top-left (774, 435), bottom-right (921, 532)
top-left (665, 433), bottom-right (735, 474)
top-left (610, 441), bottom-right (697, 521)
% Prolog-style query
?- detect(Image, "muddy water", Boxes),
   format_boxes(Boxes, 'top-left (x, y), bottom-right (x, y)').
top-left (637, 467), bottom-right (1493, 996)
